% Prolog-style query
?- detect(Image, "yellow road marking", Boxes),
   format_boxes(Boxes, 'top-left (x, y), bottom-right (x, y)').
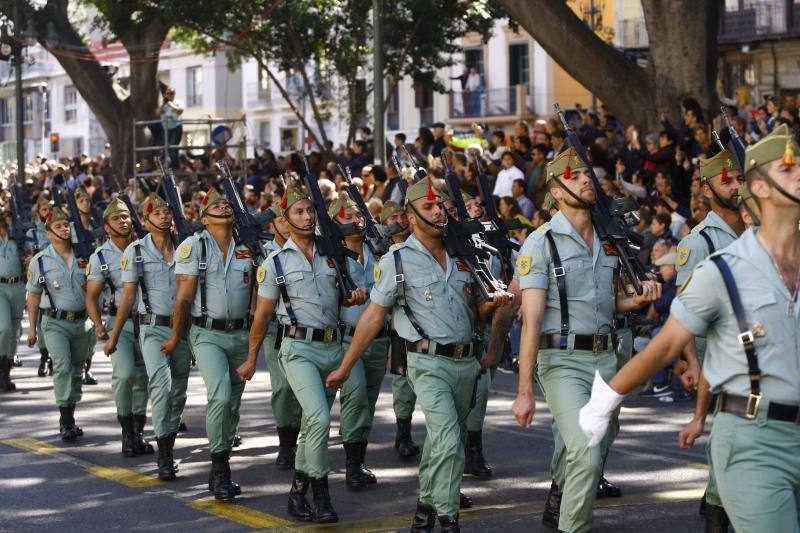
top-left (190, 500), bottom-right (291, 529)
top-left (2, 437), bottom-right (62, 454)
top-left (87, 466), bottom-right (162, 488)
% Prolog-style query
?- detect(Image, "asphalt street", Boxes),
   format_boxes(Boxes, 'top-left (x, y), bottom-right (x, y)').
top-left (1, 337), bottom-right (710, 532)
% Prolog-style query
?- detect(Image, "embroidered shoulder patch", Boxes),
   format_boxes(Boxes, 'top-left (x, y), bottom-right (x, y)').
top-left (677, 246), bottom-right (690, 266)
top-left (256, 266), bottom-right (267, 283)
top-left (120, 257), bottom-right (128, 271)
top-left (178, 244), bottom-right (192, 260)
top-left (27, 269), bottom-right (32, 282)
top-left (517, 256), bottom-right (532, 275)
top-left (85, 262), bottom-right (91, 276)
top-left (373, 265), bottom-right (381, 283)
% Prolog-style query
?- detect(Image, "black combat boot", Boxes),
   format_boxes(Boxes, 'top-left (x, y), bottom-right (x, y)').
top-left (343, 441), bottom-right (367, 489)
top-left (59, 406), bottom-right (78, 442)
top-left (464, 430), bottom-right (492, 478)
top-left (542, 480), bottom-right (562, 529)
top-left (276, 426), bottom-right (297, 469)
top-left (395, 417), bottom-right (420, 460)
top-left (208, 451), bottom-right (236, 501)
top-left (438, 514), bottom-right (460, 533)
top-left (117, 415), bottom-right (136, 457)
top-left (178, 420), bottom-right (187, 432)
top-left (208, 451), bottom-right (242, 496)
top-left (410, 500), bottom-right (437, 532)
top-left (232, 434), bottom-right (242, 447)
top-left (0, 357), bottom-right (16, 392)
top-left (596, 475), bottom-right (622, 498)
top-left (459, 492), bottom-right (473, 509)
top-left (156, 437), bottom-right (176, 481)
top-left (310, 476), bottom-right (338, 523)
top-left (83, 357), bottom-right (97, 385)
top-left (704, 504), bottom-right (730, 533)
top-left (132, 414), bottom-right (154, 455)
top-left (68, 404), bottom-right (83, 436)
top-left (287, 470), bottom-right (313, 521)
top-left (359, 441), bottom-right (377, 484)
top-left (37, 349), bottom-right (49, 377)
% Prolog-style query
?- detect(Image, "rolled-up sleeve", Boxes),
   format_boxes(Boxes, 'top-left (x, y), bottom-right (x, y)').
top-left (670, 262), bottom-right (721, 336)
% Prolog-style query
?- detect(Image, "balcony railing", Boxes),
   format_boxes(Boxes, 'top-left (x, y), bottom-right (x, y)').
top-left (619, 18), bottom-right (649, 48)
top-left (449, 86), bottom-right (532, 119)
top-left (719, 0), bottom-right (800, 42)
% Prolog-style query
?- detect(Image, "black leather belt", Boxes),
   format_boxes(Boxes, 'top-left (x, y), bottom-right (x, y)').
top-left (282, 324), bottom-right (341, 344)
top-left (42, 308), bottom-right (87, 321)
top-left (342, 324), bottom-right (387, 339)
top-left (192, 316), bottom-right (250, 332)
top-left (540, 333), bottom-right (610, 353)
top-left (0, 276), bottom-right (21, 284)
top-left (138, 313), bottom-right (172, 327)
top-left (716, 392), bottom-right (800, 423)
top-left (406, 338), bottom-right (474, 359)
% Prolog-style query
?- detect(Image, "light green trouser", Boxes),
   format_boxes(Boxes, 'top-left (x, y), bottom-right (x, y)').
top-left (41, 315), bottom-right (95, 407)
top-left (466, 326), bottom-right (494, 432)
top-left (392, 375), bottom-right (417, 419)
top-left (189, 324), bottom-right (248, 453)
top-left (140, 324), bottom-right (192, 440)
top-left (106, 316), bottom-right (148, 416)
top-left (407, 351), bottom-right (480, 519)
top-left (37, 316), bottom-right (47, 352)
top-left (547, 330), bottom-right (630, 487)
top-left (537, 347), bottom-right (617, 533)
top-left (693, 335), bottom-right (723, 507)
top-left (279, 336), bottom-right (343, 478)
top-left (710, 409), bottom-right (800, 532)
top-left (265, 323), bottom-right (302, 429)
top-left (0, 282), bottom-right (24, 358)
top-left (340, 335), bottom-right (389, 442)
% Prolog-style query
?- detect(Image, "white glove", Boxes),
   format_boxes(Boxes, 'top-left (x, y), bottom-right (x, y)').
top-left (579, 370), bottom-right (624, 448)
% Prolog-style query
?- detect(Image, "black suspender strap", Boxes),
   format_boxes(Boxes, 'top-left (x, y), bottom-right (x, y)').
top-left (36, 256), bottom-right (56, 309)
top-left (392, 249), bottom-right (428, 339)
top-left (96, 250), bottom-right (116, 311)
top-left (272, 254), bottom-right (298, 326)
top-left (543, 230), bottom-right (569, 349)
top-left (709, 255), bottom-right (762, 418)
top-left (134, 244), bottom-right (152, 314)
top-left (699, 230), bottom-right (715, 254)
top-left (199, 237), bottom-right (208, 317)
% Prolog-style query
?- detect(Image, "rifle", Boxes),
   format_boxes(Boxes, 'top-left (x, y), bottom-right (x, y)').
top-left (64, 183), bottom-right (99, 262)
top-left (440, 151), bottom-right (505, 300)
top-left (389, 154), bottom-right (410, 202)
top-left (109, 175), bottom-right (148, 239)
top-left (337, 163), bottom-right (394, 258)
top-left (155, 157), bottom-right (201, 244)
top-left (7, 182), bottom-right (31, 258)
top-left (554, 102), bottom-right (648, 294)
top-left (720, 106), bottom-right (747, 172)
top-left (401, 145), bottom-right (428, 182)
top-left (217, 160), bottom-right (274, 262)
top-left (300, 155), bottom-right (359, 298)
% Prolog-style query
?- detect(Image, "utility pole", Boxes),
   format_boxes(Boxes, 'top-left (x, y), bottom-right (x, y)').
top-left (372, 0), bottom-right (384, 165)
top-left (13, 1), bottom-right (25, 184)
top-left (589, 0), bottom-right (597, 112)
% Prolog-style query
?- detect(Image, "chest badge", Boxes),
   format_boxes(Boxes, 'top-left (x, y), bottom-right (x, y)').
top-left (677, 247), bottom-right (690, 266)
top-left (752, 322), bottom-right (766, 338)
top-left (424, 289), bottom-right (433, 301)
top-left (602, 243), bottom-right (619, 256)
top-left (52, 280), bottom-right (61, 290)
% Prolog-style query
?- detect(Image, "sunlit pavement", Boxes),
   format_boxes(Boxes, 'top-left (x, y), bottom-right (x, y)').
top-left (2, 337), bottom-right (708, 532)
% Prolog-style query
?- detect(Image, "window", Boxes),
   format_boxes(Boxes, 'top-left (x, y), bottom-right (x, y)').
top-left (64, 85), bottom-right (78, 122)
top-left (415, 84), bottom-right (434, 126)
top-left (187, 66), bottom-right (203, 107)
top-left (257, 64), bottom-right (271, 102)
top-left (23, 93), bottom-right (33, 124)
top-left (258, 120), bottom-right (271, 149)
top-left (0, 98), bottom-right (9, 125)
top-left (464, 47), bottom-right (485, 85)
top-left (725, 0), bottom-right (739, 12)
top-left (509, 43), bottom-right (530, 86)
top-left (386, 79), bottom-right (399, 131)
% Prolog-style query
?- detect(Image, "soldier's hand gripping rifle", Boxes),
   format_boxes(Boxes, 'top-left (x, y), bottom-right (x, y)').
top-left (110, 175), bottom-right (147, 239)
top-left (337, 163), bottom-right (394, 258)
top-left (439, 151), bottom-right (505, 300)
top-left (720, 106), bottom-right (747, 172)
top-left (554, 103), bottom-right (648, 294)
top-left (300, 156), bottom-right (359, 298)
top-left (217, 160), bottom-right (274, 263)
top-left (156, 157), bottom-right (201, 244)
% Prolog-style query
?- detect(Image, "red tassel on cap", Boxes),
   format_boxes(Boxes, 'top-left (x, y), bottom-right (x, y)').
top-left (338, 203), bottom-right (346, 218)
top-left (146, 202), bottom-right (154, 214)
top-left (46, 214), bottom-right (52, 223)
top-left (280, 194), bottom-right (288, 209)
top-left (563, 163), bottom-right (571, 180)
top-left (721, 166), bottom-right (730, 184)
top-left (426, 178), bottom-right (436, 201)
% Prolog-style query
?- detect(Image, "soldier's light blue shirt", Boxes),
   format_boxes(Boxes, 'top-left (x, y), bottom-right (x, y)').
top-left (174, 231), bottom-right (254, 320)
top-left (87, 239), bottom-right (129, 309)
top-left (340, 244), bottom-right (377, 327)
top-left (25, 245), bottom-right (87, 311)
top-left (370, 234), bottom-right (475, 345)
top-left (120, 234), bottom-right (177, 316)
top-left (0, 236), bottom-right (22, 278)
top-left (671, 229), bottom-right (800, 404)
top-left (515, 211), bottom-right (618, 335)
top-left (675, 211), bottom-right (739, 285)
top-left (25, 223), bottom-right (49, 255)
top-left (257, 238), bottom-right (341, 330)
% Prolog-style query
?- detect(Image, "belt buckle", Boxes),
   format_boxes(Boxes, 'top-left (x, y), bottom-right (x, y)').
top-left (452, 343), bottom-right (464, 359)
top-left (224, 320), bottom-right (234, 332)
top-left (323, 327), bottom-right (334, 344)
top-left (65, 311), bottom-right (76, 322)
top-left (592, 335), bottom-right (604, 353)
top-left (744, 392), bottom-right (762, 419)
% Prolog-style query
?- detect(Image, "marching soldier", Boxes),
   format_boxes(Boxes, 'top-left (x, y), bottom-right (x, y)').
top-left (0, 207), bottom-right (25, 392)
top-left (262, 203), bottom-right (302, 468)
top-left (329, 193), bottom-right (386, 489)
top-left (74, 187), bottom-right (100, 385)
top-left (172, 188), bottom-right (253, 501)
top-left (326, 179), bottom-right (511, 532)
top-left (580, 124), bottom-right (800, 533)
top-left (105, 193), bottom-right (193, 481)
top-left (239, 186), bottom-right (366, 523)
top-left (85, 198), bottom-right (152, 457)
top-left (26, 197), bottom-right (53, 377)
top-left (26, 208), bottom-right (96, 442)
top-left (382, 201), bottom-right (422, 460)
top-left (511, 148), bottom-right (660, 533)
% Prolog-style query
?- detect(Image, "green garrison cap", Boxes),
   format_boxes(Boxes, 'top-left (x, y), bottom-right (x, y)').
top-left (404, 178), bottom-right (449, 205)
top-left (141, 193), bottom-right (168, 217)
top-left (103, 197), bottom-right (130, 219)
top-left (738, 182), bottom-right (753, 203)
top-left (74, 187), bottom-right (91, 201)
top-left (379, 201), bottom-right (402, 223)
top-left (327, 191), bottom-right (356, 219)
top-left (545, 147), bottom-right (588, 182)
top-left (200, 187), bottom-right (225, 216)
top-left (270, 202), bottom-right (284, 218)
top-left (279, 186), bottom-right (310, 212)
top-left (543, 192), bottom-right (557, 211)
top-left (460, 190), bottom-right (473, 204)
top-left (744, 123), bottom-right (800, 174)
top-left (699, 149), bottom-right (739, 182)
top-left (45, 207), bottom-right (69, 229)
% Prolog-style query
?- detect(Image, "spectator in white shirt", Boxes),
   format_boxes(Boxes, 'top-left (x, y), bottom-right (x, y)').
top-left (493, 151), bottom-right (524, 198)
